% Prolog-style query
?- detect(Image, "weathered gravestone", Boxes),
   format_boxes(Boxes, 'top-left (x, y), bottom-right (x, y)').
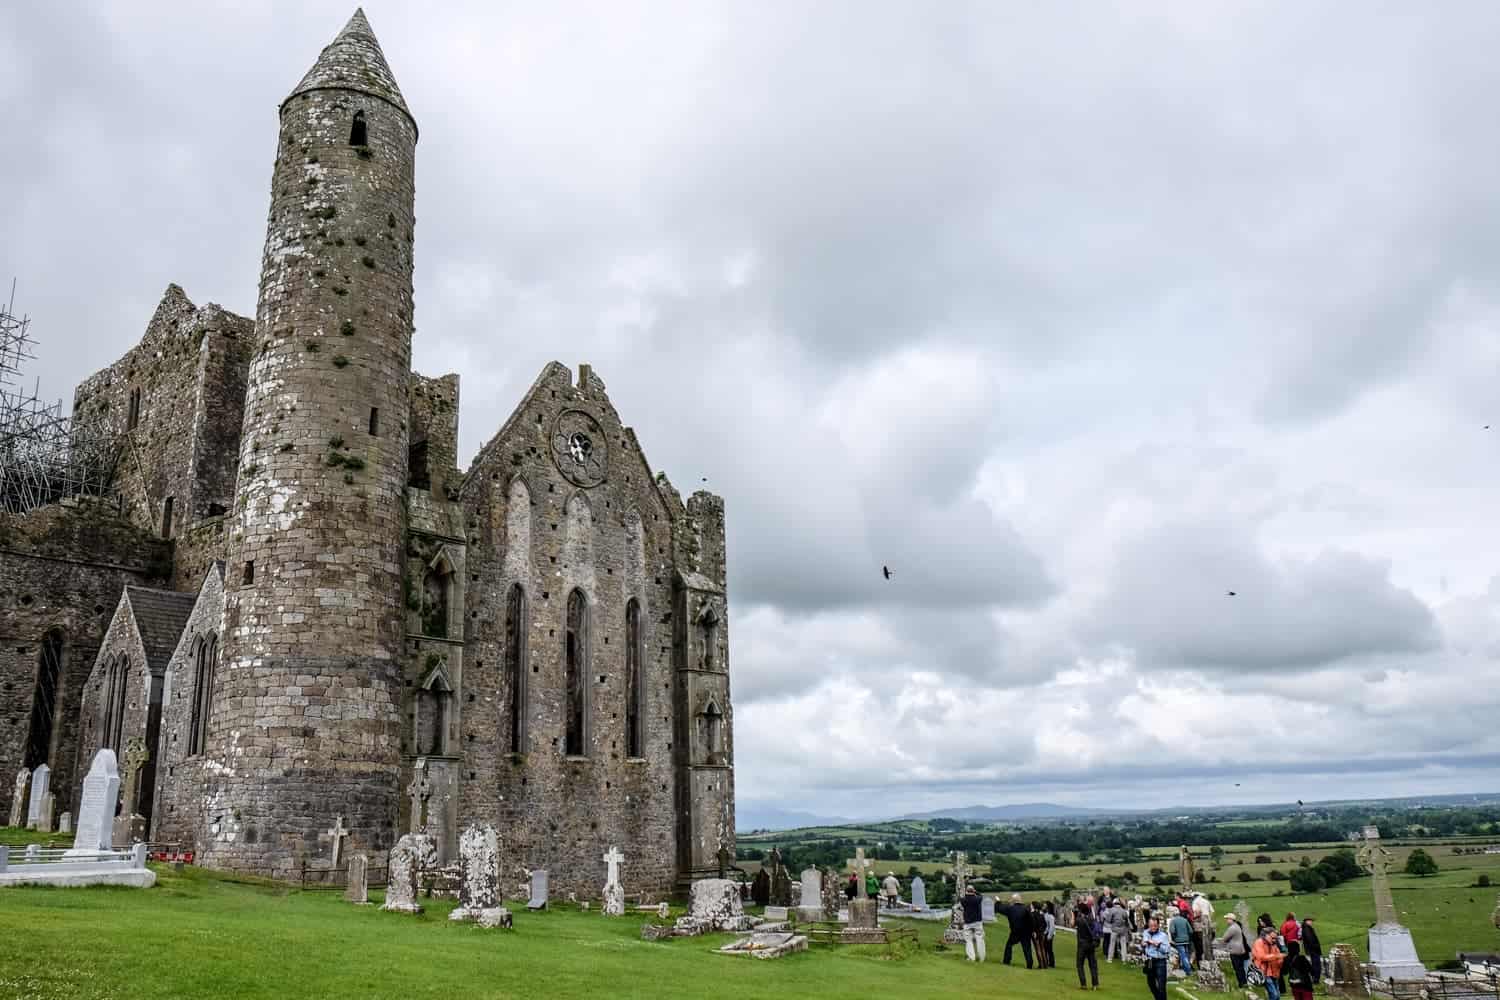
top-left (65, 749), bottom-right (119, 857)
top-left (797, 867), bottom-right (822, 922)
top-left (981, 894), bottom-right (996, 923)
top-left (768, 847), bottom-right (793, 908)
top-left (26, 764), bottom-right (50, 830)
top-left (943, 852), bottom-right (970, 944)
top-left (8, 768), bottom-right (30, 828)
top-left (820, 866), bottom-right (841, 922)
top-left (39, 794), bottom-right (54, 834)
top-left (911, 875), bottom-right (927, 911)
top-left (382, 833), bottom-right (435, 915)
top-left (58, 811), bottom-right (72, 834)
top-left (344, 853), bottom-right (370, 904)
top-left (751, 868), bottom-right (770, 907)
top-left (602, 846), bottom-right (626, 917)
top-left (112, 738), bottom-right (150, 847)
top-left (1327, 943), bottom-right (1361, 994)
top-left (527, 868), bottom-right (549, 910)
top-left (450, 824), bottom-right (511, 927)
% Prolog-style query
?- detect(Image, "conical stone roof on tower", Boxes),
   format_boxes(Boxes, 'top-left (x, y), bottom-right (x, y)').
top-left (284, 8), bottom-right (414, 129)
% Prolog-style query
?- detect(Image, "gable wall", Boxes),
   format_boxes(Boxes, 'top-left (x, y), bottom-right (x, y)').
top-left (151, 568), bottom-right (224, 849)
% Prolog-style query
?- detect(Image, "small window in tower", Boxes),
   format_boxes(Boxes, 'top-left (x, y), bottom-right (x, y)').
top-left (369, 407), bottom-right (379, 436)
top-left (408, 439), bottom-right (431, 490)
top-left (243, 560), bottom-right (255, 586)
top-left (127, 387), bottom-right (142, 430)
top-left (350, 111), bottom-right (368, 147)
top-left (161, 497), bottom-right (175, 539)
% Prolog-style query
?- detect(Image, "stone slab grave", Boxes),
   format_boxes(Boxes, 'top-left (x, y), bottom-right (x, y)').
top-left (841, 847), bottom-right (887, 943)
top-left (1, 751), bottom-right (152, 888)
top-left (449, 824), bottom-right (511, 928)
top-left (58, 812), bottom-right (71, 834)
top-left (797, 867), bottom-right (822, 922)
top-left (718, 931), bottom-right (809, 960)
top-left (602, 846), bottom-right (625, 917)
top-left (67, 749), bottom-right (119, 857)
top-left (820, 866), bottom-right (842, 922)
top-left (345, 853), bottom-right (370, 904)
top-left (910, 875), bottom-right (926, 911)
top-left (382, 833), bottom-right (435, 915)
top-left (642, 879), bottom-right (757, 940)
top-left (39, 794), bottom-right (54, 834)
top-left (527, 869), bottom-right (549, 910)
top-left (981, 894), bottom-right (996, 923)
top-left (763, 906), bottom-right (789, 920)
top-left (26, 764), bottom-right (50, 830)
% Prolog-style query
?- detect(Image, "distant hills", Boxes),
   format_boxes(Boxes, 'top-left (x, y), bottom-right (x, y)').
top-left (895, 803), bottom-right (1108, 822)
top-left (735, 804), bottom-right (854, 832)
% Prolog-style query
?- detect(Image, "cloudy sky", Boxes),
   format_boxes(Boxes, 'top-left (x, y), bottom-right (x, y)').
top-left (7, 2), bottom-right (1500, 823)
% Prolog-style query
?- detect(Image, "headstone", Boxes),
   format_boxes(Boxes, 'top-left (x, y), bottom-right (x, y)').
top-left (768, 847), bottom-right (793, 908)
top-left (26, 844), bottom-right (40, 861)
top-left (381, 833), bottom-right (434, 914)
top-left (344, 853), bottom-right (370, 904)
top-left (527, 868), bottom-right (549, 910)
top-left (981, 894), bottom-right (996, 922)
top-left (943, 852), bottom-right (970, 944)
top-left (406, 758), bottom-right (432, 835)
top-left (39, 793), bottom-right (54, 834)
top-left (113, 738), bottom-right (150, 847)
top-left (797, 867), bottom-right (822, 921)
top-left (764, 905), bottom-right (789, 920)
top-left (8, 768), bottom-right (30, 827)
top-left (602, 845), bottom-right (625, 917)
top-left (58, 811), bottom-right (72, 834)
top-left (846, 847), bottom-right (872, 899)
top-left (324, 814), bottom-right (349, 867)
top-left (26, 763), bottom-right (50, 829)
top-left (910, 875), bottom-right (927, 910)
top-left (820, 866), bottom-right (841, 922)
top-left (848, 897), bottom-right (878, 929)
top-left (66, 749), bottom-right (119, 856)
top-left (450, 824), bottom-right (511, 927)
top-left (751, 868), bottom-right (770, 907)
top-left (1327, 943), bottom-right (1361, 993)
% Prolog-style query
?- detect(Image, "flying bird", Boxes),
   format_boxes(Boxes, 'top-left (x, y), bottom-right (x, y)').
top-left (1234, 783), bottom-right (1241, 787)
top-left (882, 565), bottom-right (892, 580)
top-left (1226, 590), bottom-right (1237, 597)
top-left (1297, 799), bottom-right (1304, 806)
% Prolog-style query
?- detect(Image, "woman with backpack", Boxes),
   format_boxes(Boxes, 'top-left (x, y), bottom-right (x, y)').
top-left (1251, 925), bottom-right (1286, 1000)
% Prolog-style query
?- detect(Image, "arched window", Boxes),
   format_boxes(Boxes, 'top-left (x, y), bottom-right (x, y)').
top-left (624, 599), bottom-right (642, 758)
top-left (701, 702), bottom-right (723, 759)
top-left (505, 584), bottom-right (528, 754)
top-left (349, 110), bottom-right (367, 147)
top-left (24, 630), bottom-right (64, 768)
top-left (415, 667), bottom-right (452, 756)
top-left (107, 656), bottom-right (131, 751)
top-left (422, 565), bottom-right (450, 638)
top-left (188, 634), bottom-right (217, 756)
top-left (698, 605), bottom-right (719, 671)
top-left (564, 589), bottom-right (589, 757)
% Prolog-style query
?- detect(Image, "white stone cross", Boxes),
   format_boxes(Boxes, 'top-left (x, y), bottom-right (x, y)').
top-left (603, 846), bottom-right (624, 888)
top-left (326, 815), bottom-right (349, 867)
top-left (847, 847), bottom-right (872, 898)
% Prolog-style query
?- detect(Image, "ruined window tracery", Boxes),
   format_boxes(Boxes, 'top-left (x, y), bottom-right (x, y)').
top-left (505, 583), bottom-right (528, 753)
top-left (564, 589), bottom-right (589, 756)
top-left (625, 599), bottom-right (642, 758)
top-left (103, 655), bottom-right (130, 752)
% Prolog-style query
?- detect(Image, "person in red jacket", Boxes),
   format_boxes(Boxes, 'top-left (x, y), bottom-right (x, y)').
top-left (1280, 912), bottom-right (1301, 958)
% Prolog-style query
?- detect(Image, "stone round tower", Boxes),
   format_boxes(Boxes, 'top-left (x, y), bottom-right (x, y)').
top-left (201, 8), bottom-right (415, 875)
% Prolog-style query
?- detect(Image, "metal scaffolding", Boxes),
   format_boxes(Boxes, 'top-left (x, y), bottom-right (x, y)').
top-left (0, 281), bottom-right (121, 514)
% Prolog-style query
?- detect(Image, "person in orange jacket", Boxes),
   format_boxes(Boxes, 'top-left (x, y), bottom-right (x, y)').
top-left (1252, 925), bottom-right (1286, 1000)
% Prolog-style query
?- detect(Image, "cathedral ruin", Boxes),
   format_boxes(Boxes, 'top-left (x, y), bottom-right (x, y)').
top-left (0, 9), bottom-right (735, 896)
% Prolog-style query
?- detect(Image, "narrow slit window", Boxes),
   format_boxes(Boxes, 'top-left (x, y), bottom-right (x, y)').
top-left (127, 387), bottom-right (142, 430)
top-left (368, 407), bottom-right (379, 436)
top-left (625, 599), bottom-right (642, 758)
top-left (506, 584), bottom-right (528, 754)
top-left (564, 589), bottom-right (589, 756)
top-left (161, 496), bottom-right (174, 539)
top-left (243, 560), bottom-right (255, 586)
top-left (350, 111), bottom-right (367, 147)
top-left (24, 630), bottom-right (64, 768)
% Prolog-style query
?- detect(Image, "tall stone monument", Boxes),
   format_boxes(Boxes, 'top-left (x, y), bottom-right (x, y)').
top-left (25, 763), bottom-right (50, 830)
top-left (66, 750), bottom-right (119, 856)
top-left (1357, 825), bottom-right (1426, 981)
top-left (943, 852), bottom-right (970, 944)
top-left (344, 853), bottom-right (370, 904)
top-left (113, 737), bottom-right (150, 846)
top-left (1178, 845), bottom-right (1196, 890)
top-left (450, 825), bottom-right (510, 927)
top-left (797, 867), bottom-right (822, 922)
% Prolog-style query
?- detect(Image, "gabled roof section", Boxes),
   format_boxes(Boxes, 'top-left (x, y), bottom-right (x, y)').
top-left (284, 8), bottom-right (413, 128)
top-left (124, 586), bottom-right (197, 675)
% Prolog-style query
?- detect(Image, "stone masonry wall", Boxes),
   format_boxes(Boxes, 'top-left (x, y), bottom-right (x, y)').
top-left (71, 286), bottom-right (252, 548)
top-left (459, 363), bottom-right (689, 899)
top-left (203, 69), bottom-right (417, 875)
top-left (76, 594), bottom-right (152, 815)
top-left (151, 566), bottom-right (223, 849)
top-left (0, 501), bottom-right (169, 819)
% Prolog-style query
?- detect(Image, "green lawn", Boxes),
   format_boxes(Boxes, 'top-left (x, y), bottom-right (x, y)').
top-left (0, 864), bottom-right (1170, 1000)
